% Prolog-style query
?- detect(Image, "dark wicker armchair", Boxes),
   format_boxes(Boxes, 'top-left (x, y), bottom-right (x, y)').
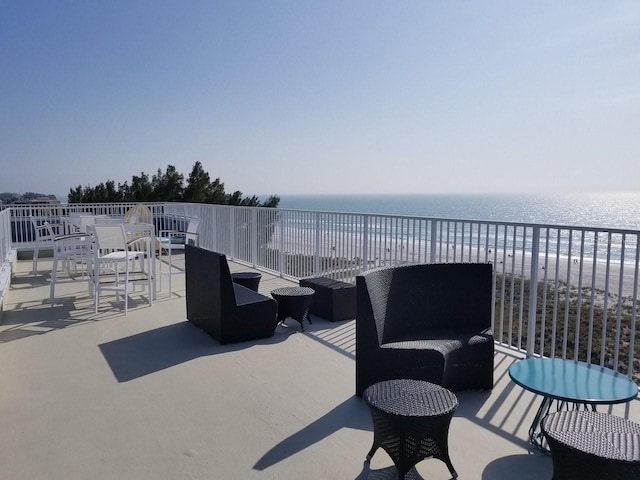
top-left (185, 245), bottom-right (278, 344)
top-left (356, 263), bottom-right (494, 396)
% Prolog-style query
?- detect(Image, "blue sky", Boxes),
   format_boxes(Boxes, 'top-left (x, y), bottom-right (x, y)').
top-left (1, 1), bottom-right (638, 198)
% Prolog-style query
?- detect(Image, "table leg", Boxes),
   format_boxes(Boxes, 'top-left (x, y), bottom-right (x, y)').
top-left (528, 397), bottom-right (597, 453)
top-left (528, 396), bottom-right (553, 451)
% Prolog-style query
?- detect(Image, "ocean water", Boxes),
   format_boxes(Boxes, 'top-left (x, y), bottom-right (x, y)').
top-left (278, 192), bottom-right (640, 231)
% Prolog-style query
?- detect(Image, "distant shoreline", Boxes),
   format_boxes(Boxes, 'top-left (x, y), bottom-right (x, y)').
top-left (278, 192), bottom-right (640, 231)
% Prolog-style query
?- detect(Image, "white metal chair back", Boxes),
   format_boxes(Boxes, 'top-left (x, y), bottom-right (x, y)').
top-left (94, 217), bottom-right (125, 226)
top-left (31, 217), bottom-right (55, 272)
top-left (77, 215), bottom-right (105, 233)
top-left (92, 224), bottom-right (127, 254)
top-left (46, 222), bottom-right (91, 304)
top-left (185, 219), bottom-right (200, 246)
top-left (88, 224), bottom-right (152, 315)
top-left (156, 217), bottom-right (199, 294)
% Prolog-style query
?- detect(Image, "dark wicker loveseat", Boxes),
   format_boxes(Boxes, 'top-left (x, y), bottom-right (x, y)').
top-left (185, 245), bottom-right (278, 344)
top-left (356, 263), bottom-right (494, 396)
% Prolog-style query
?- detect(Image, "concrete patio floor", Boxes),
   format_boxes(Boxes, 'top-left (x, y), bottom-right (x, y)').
top-left (1, 253), bottom-right (638, 479)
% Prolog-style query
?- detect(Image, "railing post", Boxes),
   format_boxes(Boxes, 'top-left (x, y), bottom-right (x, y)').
top-left (279, 210), bottom-right (286, 277)
top-left (211, 205), bottom-right (217, 252)
top-left (430, 219), bottom-right (437, 263)
top-left (230, 210), bottom-right (236, 260)
top-left (251, 208), bottom-right (258, 267)
top-left (362, 215), bottom-right (369, 275)
top-left (526, 226), bottom-right (540, 358)
top-left (314, 212), bottom-right (321, 275)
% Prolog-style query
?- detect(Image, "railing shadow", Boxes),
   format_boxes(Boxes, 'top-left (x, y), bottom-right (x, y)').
top-left (302, 315), bottom-right (356, 360)
top-left (250, 345), bottom-right (551, 478)
top-left (250, 384), bottom-right (548, 479)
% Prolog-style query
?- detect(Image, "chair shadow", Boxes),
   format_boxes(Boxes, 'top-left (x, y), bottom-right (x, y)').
top-left (98, 321), bottom-right (289, 382)
top-left (0, 296), bottom-right (91, 342)
top-left (8, 273), bottom-right (49, 288)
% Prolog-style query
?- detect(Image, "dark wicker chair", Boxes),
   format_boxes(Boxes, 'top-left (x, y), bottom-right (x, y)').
top-left (185, 245), bottom-right (278, 344)
top-left (356, 263), bottom-right (494, 396)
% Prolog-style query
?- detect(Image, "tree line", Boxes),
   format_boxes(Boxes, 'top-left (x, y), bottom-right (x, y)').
top-left (67, 162), bottom-right (280, 208)
top-left (0, 192), bottom-right (57, 204)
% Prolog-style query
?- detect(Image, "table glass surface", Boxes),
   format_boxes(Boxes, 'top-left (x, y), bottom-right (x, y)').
top-left (508, 358), bottom-right (638, 404)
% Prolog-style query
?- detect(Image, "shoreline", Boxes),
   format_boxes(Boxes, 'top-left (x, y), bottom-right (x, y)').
top-left (269, 228), bottom-right (639, 298)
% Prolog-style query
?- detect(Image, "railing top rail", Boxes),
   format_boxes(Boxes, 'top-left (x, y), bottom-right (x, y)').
top-left (3, 202), bottom-right (640, 235)
top-left (274, 206), bottom-right (640, 236)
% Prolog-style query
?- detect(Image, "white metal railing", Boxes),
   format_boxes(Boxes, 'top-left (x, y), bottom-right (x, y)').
top-left (4, 203), bottom-right (168, 245)
top-left (0, 208), bottom-right (15, 308)
top-left (3, 202), bottom-right (639, 382)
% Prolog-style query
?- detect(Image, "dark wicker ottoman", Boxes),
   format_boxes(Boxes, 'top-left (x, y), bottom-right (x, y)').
top-left (271, 287), bottom-right (315, 331)
top-left (231, 272), bottom-right (262, 292)
top-left (542, 410), bottom-right (640, 480)
top-left (299, 276), bottom-right (356, 321)
top-left (363, 379), bottom-right (458, 479)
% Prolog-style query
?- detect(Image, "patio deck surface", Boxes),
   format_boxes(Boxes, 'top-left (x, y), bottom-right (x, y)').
top-left (1, 253), bottom-right (638, 479)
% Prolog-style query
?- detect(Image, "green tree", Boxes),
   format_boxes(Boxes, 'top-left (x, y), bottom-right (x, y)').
top-left (225, 192), bottom-right (261, 206)
top-left (183, 161), bottom-right (227, 204)
top-left (66, 161), bottom-right (279, 208)
top-left (68, 185), bottom-right (83, 203)
top-left (128, 173), bottom-right (153, 201)
top-left (183, 161), bottom-right (212, 203)
top-left (151, 165), bottom-right (184, 201)
top-left (206, 177), bottom-right (227, 204)
top-left (260, 195), bottom-right (280, 208)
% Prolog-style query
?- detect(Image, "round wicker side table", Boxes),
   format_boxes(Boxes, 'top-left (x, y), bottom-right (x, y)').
top-left (542, 410), bottom-right (640, 480)
top-left (363, 379), bottom-right (459, 479)
top-left (271, 286), bottom-right (315, 331)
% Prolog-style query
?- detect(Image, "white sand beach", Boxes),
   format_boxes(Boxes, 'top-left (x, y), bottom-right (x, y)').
top-left (269, 226), bottom-right (639, 299)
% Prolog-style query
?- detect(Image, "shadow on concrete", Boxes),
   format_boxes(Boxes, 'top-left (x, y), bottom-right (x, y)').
top-left (254, 396), bottom-right (371, 472)
top-left (482, 453), bottom-right (551, 479)
top-left (99, 321), bottom-right (289, 382)
top-left (353, 462), bottom-right (429, 479)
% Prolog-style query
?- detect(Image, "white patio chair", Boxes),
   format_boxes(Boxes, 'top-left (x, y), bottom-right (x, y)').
top-left (31, 216), bottom-right (86, 273)
top-left (124, 204), bottom-right (152, 225)
top-left (47, 223), bottom-right (91, 304)
top-left (88, 224), bottom-right (153, 315)
top-left (157, 218), bottom-right (199, 293)
top-left (31, 216), bottom-right (60, 273)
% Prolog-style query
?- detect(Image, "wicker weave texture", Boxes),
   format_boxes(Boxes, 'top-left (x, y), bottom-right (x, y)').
top-left (271, 287), bottom-right (315, 331)
top-left (355, 263), bottom-right (494, 395)
top-left (364, 379), bottom-right (458, 479)
top-left (185, 246), bottom-right (278, 344)
top-left (299, 276), bottom-right (356, 322)
top-left (542, 411), bottom-right (640, 480)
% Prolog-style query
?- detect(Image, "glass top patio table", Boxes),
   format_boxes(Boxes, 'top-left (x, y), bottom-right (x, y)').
top-left (509, 357), bottom-right (638, 404)
top-left (508, 357), bottom-right (638, 451)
